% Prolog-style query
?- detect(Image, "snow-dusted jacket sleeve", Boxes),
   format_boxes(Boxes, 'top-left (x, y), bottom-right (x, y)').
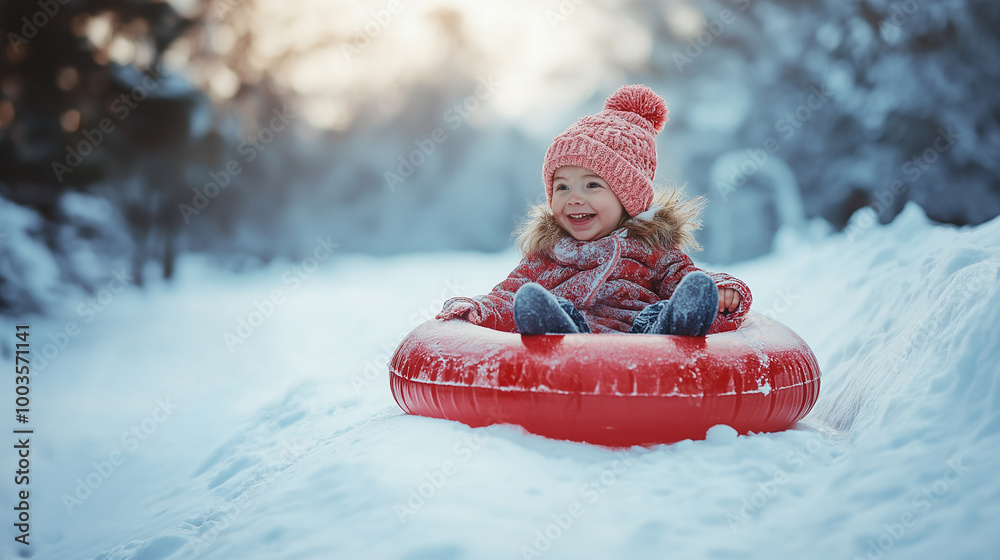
top-left (437, 254), bottom-right (545, 332)
top-left (656, 252), bottom-right (753, 334)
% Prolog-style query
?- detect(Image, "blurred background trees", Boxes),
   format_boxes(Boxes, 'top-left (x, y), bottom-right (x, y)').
top-left (2, 0), bottom-right (998, 314)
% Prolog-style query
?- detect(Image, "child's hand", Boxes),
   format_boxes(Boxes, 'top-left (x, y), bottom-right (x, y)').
top-left (436, 299), bottom-right (480, 322)
top-left (719, 287), bottom-right (741, 315)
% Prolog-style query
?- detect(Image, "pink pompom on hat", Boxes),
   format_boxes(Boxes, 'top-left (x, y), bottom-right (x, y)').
top-left (543, 84), bottom-right (669, 217)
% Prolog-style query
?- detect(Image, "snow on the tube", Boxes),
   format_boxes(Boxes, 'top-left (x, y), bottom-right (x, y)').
top-left (389, 311), bottom-right (820, 446)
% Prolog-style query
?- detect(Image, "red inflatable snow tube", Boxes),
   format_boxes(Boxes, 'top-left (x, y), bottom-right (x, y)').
top-left (389, 312), bottom-right (820, 446)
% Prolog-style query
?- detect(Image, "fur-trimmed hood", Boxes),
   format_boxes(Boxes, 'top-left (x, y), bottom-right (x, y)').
top-left (515, 189), bottom-right (706, 256)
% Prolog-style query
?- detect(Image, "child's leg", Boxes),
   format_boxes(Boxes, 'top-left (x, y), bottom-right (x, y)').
top-left (629, 301), bottom-right (667, 334)
top-left (514, 283), bottom-right (591, 334)
top-left (637, 272), bottom-right (719, 337)
top-left (554, 295), bottom-right (591, 333)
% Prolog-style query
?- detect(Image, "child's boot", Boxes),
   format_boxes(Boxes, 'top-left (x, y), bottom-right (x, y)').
top-left (555, 295), bottom-right (591, 333)
top-left (650, 272), bottom-right (718, 336)
top-left (514, 283), bottom-right (584, 334)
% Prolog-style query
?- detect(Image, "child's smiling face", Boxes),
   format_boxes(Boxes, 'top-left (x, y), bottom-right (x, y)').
top-left (550, 166), bottom-right (627, 242)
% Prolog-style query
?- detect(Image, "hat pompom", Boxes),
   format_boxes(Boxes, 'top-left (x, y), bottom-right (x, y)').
top-left (604, 84), bottom-right (668, 133)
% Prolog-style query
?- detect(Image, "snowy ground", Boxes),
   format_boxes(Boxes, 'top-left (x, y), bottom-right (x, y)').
top-left (2, 202), bottom-right (998, 560)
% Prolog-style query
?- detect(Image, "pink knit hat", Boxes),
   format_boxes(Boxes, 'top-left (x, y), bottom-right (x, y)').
top-left (543, 84), bottom-right (668, 216)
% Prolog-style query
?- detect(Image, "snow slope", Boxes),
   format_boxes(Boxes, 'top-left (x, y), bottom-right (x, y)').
top-left (2, 202), bottom-right (998, 560)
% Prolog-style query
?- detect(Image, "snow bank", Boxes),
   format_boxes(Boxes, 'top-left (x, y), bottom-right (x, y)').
top-left (3, 203), bottom-right (997, 560)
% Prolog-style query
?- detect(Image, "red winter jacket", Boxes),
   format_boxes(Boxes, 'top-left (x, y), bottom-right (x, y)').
top-left (439, 194), bottom-right (752, 334)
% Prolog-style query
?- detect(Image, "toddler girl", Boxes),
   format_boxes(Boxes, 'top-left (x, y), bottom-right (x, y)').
top-left (436, 85), bottom-right (751, 336)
